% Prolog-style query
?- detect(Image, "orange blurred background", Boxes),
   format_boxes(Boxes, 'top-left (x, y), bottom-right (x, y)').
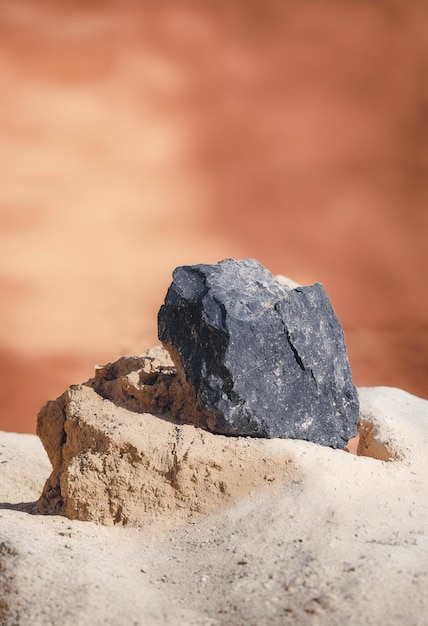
top-left (1, 0), bottom-right (427, 433)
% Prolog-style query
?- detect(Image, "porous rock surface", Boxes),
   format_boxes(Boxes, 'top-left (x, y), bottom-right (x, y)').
top-left (158, 259), bottom-right (359, 448)
top-left (36, 347), bottom-right (300, 527)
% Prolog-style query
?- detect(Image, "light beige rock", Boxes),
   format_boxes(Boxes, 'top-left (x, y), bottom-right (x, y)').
top-left (36, 346), bottom-right (301, 529)
top-left (1, 351), bottom-right (428, 625)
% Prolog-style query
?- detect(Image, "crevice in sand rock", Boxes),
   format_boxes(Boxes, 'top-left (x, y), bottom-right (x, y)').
top-left (356, 418), bottom-right (395, 462)
top-left (353, 390), bottom-right (413, 463)
top-left (345, 415), bottom-right (398, 462)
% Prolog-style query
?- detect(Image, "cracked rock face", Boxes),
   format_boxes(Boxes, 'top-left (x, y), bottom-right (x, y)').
top-left (158, 259), bottom-right (359, 448)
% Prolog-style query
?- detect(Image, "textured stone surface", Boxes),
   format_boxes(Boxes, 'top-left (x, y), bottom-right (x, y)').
top-left (158, 259), bottom-right (359, 448)
top-left (36, 347), bottom-right (299, 527)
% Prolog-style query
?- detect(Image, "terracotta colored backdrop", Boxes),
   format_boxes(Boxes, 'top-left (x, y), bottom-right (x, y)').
top-left (1, 1), bottom-right (427, 433)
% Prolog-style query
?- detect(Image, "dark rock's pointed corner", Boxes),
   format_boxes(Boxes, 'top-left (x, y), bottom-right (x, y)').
top-left (158, 258), bottom-right (359, 449)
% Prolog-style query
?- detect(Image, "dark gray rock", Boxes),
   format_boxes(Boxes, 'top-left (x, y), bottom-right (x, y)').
top-left (158, 258), bottom-right (359, 448)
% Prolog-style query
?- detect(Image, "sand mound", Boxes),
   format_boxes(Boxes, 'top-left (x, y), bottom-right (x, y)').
top-left (1, 383), bottom-right (428, 624)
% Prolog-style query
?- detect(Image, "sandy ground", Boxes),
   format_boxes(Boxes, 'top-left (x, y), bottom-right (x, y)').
top-left (1, 385), bottom-right (427, 625)
top-left (1, 1), bottom-right (428, 433)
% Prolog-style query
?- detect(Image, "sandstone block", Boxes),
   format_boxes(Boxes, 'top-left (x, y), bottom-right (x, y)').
top-left (36, 347), bottom-right (299, 527)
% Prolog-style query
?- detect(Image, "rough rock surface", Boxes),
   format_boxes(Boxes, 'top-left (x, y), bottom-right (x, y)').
top-left (2, 385), bottom-right (428, 625)
top-left (158, 259), bottom-right (359, 448)
top-left (36, 346), bottom-right (300, 527)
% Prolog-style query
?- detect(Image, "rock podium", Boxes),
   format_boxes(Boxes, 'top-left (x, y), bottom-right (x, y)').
top-left (158, 258), bottom-right (359, 448)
